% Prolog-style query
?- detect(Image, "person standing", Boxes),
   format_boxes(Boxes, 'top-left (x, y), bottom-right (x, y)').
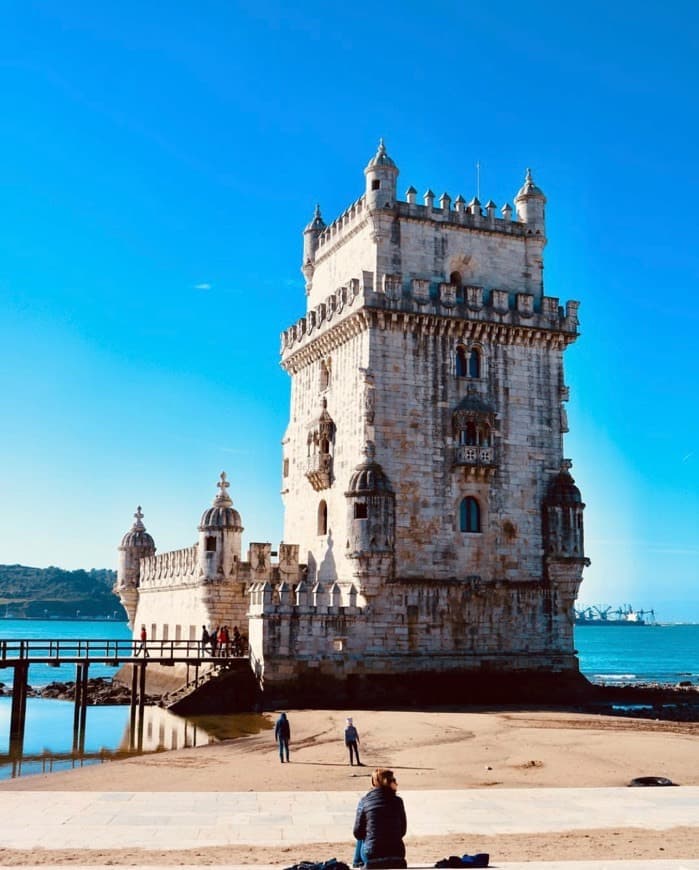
top-left (345, 717), bottom-right (362, 766)
top-left (210, 626), bottom-right (219, 657)
top-left (200, 625), bottom-right (210, 656)
top-left (274, 711), bottom-right (291, 763)
top-left (353, 768), bottom-right (407, 869)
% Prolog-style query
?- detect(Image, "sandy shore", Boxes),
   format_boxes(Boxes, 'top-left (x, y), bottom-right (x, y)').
top-left (1, 708), bottom-right (698, 864)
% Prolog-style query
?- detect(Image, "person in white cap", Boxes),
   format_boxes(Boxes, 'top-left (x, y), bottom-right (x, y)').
top-left (344, 716), bottom-right (362, 766)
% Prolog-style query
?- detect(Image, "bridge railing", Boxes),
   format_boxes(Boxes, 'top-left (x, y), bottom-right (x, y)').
top-left (0, 638), bottom-right (245, 662)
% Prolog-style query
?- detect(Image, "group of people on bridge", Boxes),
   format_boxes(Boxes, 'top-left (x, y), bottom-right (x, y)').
top-left (132, 624), bottom-right (246, 658)
top-left (201, 624), bottom-right (245, 657)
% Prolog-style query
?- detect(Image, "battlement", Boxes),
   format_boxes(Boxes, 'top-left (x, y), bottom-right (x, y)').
top-left (316, 196), bottom-right (367, 252)
top-left (140, 545), bottom-right (199, 589)
top-left (310, 186), bottom-right (539, 270)
top-left (392, 196), bottom-right (533, 235)
top-left (281, 276), bottom-right (580, 360)
top-left (248, 579), bottom-right (362, 615)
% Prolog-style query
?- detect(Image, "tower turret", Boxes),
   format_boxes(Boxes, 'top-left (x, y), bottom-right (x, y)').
top-left (345, 442), bottom-right (395, 597)
top-left (197, 472), bottom-right (244, 581)
top-left (116, 506), bottom-right (156, 626)
top-left (514, 168), bottom-right (546, 233)
top-left (364, 139), bottom-right (398, 211)
top-left (302, 204), bottom-right (325, 293)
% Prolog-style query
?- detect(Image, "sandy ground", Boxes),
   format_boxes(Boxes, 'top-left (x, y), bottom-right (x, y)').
top-left (1, 708), bottom-right (698, 864)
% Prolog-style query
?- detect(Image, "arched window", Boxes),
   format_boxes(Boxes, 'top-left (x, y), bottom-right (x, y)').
top-left (455, 345), bottom-right (468, 377)
top-left (468, 348), bottom-right (481, 378)
top-left (459, 496), bottom-right (481, 533)
top-left (449, 271), bottom-right (462, 288)
top-left (317, 500), bottom-right (328, 535)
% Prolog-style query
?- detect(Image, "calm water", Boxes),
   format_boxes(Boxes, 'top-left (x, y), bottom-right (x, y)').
top-left (0, 619), bottom-right (270, 780)
top-left (0, 618), bottom-right (696, 779)
top-left (574, 623), bottom-right (699, 685)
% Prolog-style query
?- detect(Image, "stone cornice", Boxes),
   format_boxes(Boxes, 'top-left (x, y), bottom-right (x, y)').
top-left (281, 302), bottom-right (578, 373)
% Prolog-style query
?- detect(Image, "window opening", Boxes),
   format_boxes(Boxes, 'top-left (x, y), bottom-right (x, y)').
top-left (455, 346), bottom-right (468, 377)
top-left (468, 348), bottom-right (481, 378)
top-left (459, 496), bottom-right (481, 533)
top-left (205, 536), bottom-right (217, 552)
top-left (354, 502), bottom-right (368, 519)
top-left (318, 500), bottom-right (328, 535)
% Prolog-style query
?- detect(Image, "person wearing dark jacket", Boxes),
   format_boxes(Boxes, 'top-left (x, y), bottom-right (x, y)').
top-left (274, 712), bottom-right (291, 762)
top-left (352, 768), bottom-right (407, 869)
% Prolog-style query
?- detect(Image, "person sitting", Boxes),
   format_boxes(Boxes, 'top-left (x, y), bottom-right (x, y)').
top-left (352, 767), bottom-right (407, 869)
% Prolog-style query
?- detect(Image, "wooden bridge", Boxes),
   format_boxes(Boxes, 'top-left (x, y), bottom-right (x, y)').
top-left (0, 638), bottom-right (245, 760)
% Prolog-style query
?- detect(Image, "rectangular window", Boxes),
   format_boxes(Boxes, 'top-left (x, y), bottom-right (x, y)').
top-left (283, 458), bottom-right (289, 478)
top-left (354, 503), bottom-right (368, 519)
top-left (206, 536), bottom-right (217, 552)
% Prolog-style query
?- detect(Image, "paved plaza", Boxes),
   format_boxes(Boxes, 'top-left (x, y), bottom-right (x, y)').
top-left (0, 786), bottom-right (697, 869)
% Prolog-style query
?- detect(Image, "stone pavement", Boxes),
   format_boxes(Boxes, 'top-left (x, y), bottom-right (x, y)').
top-left (0, 787), bottom-right (697, 868)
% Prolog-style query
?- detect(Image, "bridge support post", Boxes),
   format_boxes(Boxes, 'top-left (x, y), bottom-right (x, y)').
top-left (137, 663), bottom-right (146, 751)
top-left (9, 661), bottom-right (29, 759)
top-left (72, 662), bottom-right (89, 753)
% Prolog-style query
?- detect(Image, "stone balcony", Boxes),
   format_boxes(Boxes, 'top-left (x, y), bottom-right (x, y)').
top-left (453, 445), bottom-right (496, 480)
top-left (305, 453), bottom-right (333, 491)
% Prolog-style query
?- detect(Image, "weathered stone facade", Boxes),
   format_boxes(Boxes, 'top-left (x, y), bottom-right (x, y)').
top-left (264, 143), bottom-right (588, 702)
top-left (116, 143), bottom-right (589, 706)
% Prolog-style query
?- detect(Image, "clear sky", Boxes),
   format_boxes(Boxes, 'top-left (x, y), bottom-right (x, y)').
top-left (1, 1), bottom-right (697, 621)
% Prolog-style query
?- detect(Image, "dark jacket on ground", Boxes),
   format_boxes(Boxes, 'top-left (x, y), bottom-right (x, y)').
top-left (274, 714), bottom-right (290, 742)
top-left (353, 786), bottom-right (407, 864)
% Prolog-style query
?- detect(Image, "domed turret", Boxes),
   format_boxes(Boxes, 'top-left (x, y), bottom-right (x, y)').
top-left (544, 467), bottom-right (583, 507)
top-left (364, 139), bottom-right (398, 211)
top-left (345, 443), bottom-right (395, 595)
top-left (514, 168), bottom-right (546, 233)
top-left (302, 204), bottom-right (326, 291)
top-left (120, 506), bottom-right (156, 552)
top-left (199, 471), bottom-right (243, 531)
top-left (542, 462), bottom-right (585, 559)
top-left (116, 506), bottom-right (156, 626)
top-left (198, 472), bottom-right (243, 580)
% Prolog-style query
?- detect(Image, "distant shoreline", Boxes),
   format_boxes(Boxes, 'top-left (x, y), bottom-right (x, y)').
top-left (0, 616), bottom-right (128, 622)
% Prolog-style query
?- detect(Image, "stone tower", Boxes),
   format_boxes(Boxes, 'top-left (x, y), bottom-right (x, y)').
top-left (271, 141), bottom-right (589, 703)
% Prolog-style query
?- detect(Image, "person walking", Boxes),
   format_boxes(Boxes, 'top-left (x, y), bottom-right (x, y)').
top-left (353, 768), bottom-right (407, 869)
top-left (345, 717), bottom-right (362, 766)
top-left (274, 711), bottom-right (291, 763)
top-left (134, 624), bottom-right (150, 657)
top-left (210, 626), bottom-right (219, 657)
top-left (200, 625), bottom-right (210, 656)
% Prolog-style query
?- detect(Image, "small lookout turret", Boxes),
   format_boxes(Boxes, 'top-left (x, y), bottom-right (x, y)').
top-left (364, 139), bottom-right (398, 211)
top-left (345, 442), bottom-right (395, 597)
top-left (514, 168), bottom-right (546, 233)
top-left (116, 506), bottom-right (156, 625)
top-left (197, 472), bottom-right (244, 581)
top-left (302, 204), bottom-right (325, 292)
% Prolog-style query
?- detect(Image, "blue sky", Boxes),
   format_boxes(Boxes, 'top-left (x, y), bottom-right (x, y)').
top-left (1, 1), bottom-right (697, 621)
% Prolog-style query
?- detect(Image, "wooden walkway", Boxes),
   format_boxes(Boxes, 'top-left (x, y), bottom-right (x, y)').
top-left (0, 637), bottom-right (244, 760)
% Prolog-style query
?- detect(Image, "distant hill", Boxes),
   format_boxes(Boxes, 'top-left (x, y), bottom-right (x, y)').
top-left (0, 564), bottom-right (127, 620)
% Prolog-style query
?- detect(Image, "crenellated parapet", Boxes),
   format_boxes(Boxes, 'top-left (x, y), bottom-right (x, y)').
top-left (140, 544), bottom-right (199, 588)
top-left (281, 277), bottom-right (580, 370)
top-left (248, 579), bottom-right (361, 615)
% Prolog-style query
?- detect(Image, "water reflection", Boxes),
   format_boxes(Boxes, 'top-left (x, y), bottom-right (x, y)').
top-left (0, 698), bottom-right (271, 780)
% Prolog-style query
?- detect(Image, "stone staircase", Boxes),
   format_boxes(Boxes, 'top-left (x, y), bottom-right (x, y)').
top-left (165, 658), bottom-right (260, 715)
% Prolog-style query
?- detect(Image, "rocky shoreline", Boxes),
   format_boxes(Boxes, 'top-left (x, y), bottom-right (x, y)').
top-left (0, 677), bottom-right (162, 706)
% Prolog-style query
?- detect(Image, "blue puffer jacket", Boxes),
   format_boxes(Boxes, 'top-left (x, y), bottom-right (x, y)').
top-left (353, 786), bottom-right (407, 864)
